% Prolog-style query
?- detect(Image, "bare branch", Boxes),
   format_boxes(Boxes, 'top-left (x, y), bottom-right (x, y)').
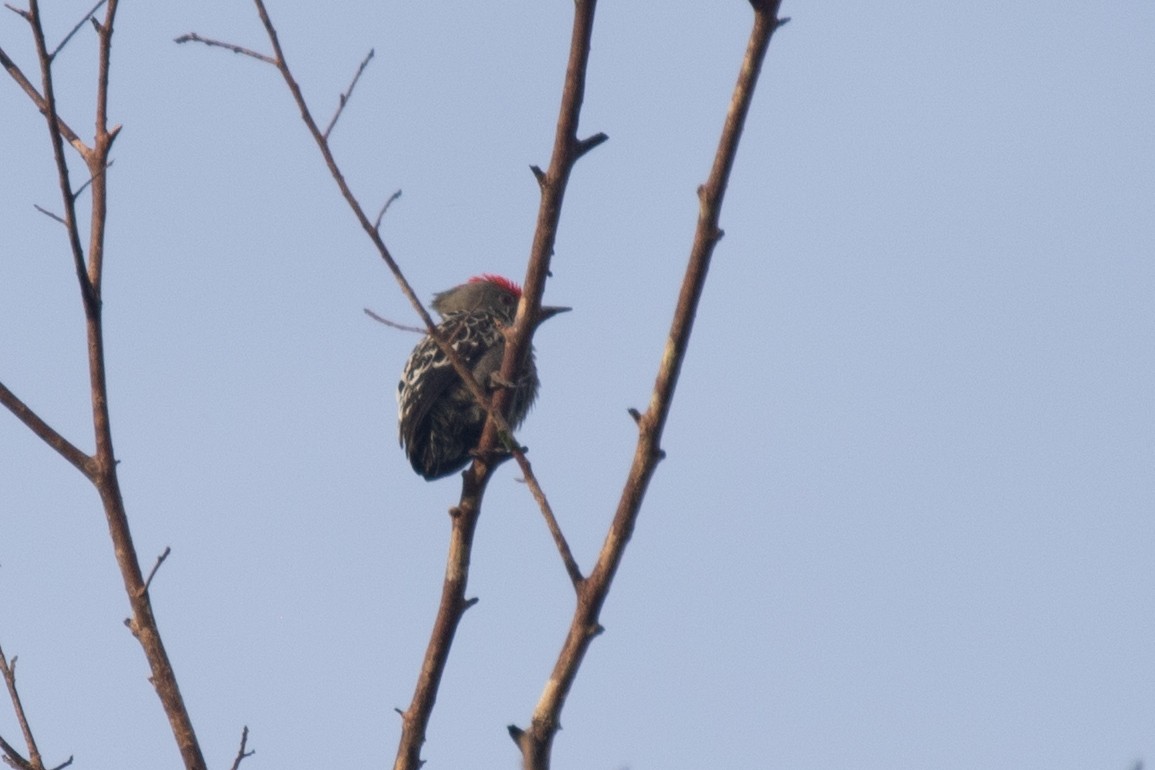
top-left (363, 308), bottom-right (424, 334)
top-left (372, 189), bottom-right (402, 231)
top-left (227, 726), bottom-right (254, 770)
top-left (73, 157), bottom-right (115, 200)
top-left (0, 47), bottom-right (88, 154)
top-left (140, 546), bottom-right (172, 596)
top-left (11, 3), bottom-right (211, 768)
top-left (513, 453), bottom-right (583, 588)
top-left (50, 0), bottom-right (108, 60)
top-left (26, 0), bottom-right (96, 311)
top-left (186, 5), bottom-right (580, 766)
top-left (0, 646), bottom-right (45, 770)
top-left (394, 0), bottom-right (605, 765)
top-left (514, 2), bottom-right (787, 767)
top-left (31, 204), bottom-right (66, 225)
top-left (0, 380), bottom-right (93, 478)
top-left (173, 32), bottom-right (275, 64)
top-left (3, 3), bottom-right (30, 22)
top-left (322, 48), bottom-right (374, 141)
top-left (573, 131), bottom-right (608, 160)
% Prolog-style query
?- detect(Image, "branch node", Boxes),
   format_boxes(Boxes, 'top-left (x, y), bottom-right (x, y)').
top-left (462, 597), bottom-right (479, 611)
top-left (506, 724), bottom-right (525, 744)
top-left (627, 407), bottom-right (642, 425)
top-left (574, 131), bottom-right (608, 160)
top-left (529, 165), bottom-right (546, 188)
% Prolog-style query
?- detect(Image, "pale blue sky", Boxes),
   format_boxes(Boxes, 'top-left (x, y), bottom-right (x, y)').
top-left (2, 2), bottom-right (1154, 769)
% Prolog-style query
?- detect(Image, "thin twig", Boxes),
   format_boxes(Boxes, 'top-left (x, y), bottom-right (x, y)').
top-left (31, 204), bottom-right (65, 225)
top-left (513, 453), bottom-right (582, 587)
top-left (73, 157), bottom-right (114, 199)
top-left (373, 189), bottom-right (402, 230)
top-left (173, 33), bottom-right (275, 65)
top-left (227, 726), bottom-right (254, 770)
top-left (49, 0), bottom-right (108, 60)
top-left (140, 546), bottom-right (172, 596)
top-left (322, 48), bottom-right (374, 141)
top-left (3, 3), bottom-right (29, 21)
top-left (363, 308), bottom-right (424, 334)
top-left (511, 2), bottom-right (787, 767)
top-left (0, 646), bottom-right (43, 770)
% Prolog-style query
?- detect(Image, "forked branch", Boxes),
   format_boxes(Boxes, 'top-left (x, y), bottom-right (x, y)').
top-left (510, 3), bottom-right (788, 768)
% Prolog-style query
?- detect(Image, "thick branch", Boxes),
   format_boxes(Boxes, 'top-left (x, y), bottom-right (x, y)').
top-left (512, 4), bottom-right (786, 768)
top-left (394, 2), bottom-right (603, 768)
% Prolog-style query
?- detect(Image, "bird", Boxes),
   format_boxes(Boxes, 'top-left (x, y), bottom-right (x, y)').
top-left (397, 274), bottom-right (569, 480)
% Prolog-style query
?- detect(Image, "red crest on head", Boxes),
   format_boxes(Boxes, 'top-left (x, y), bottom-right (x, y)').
top-left (469, 274), bottom-right (522, 298)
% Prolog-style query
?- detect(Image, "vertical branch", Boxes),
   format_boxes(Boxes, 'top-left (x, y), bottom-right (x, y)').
top-left (26, 0), bottom-right (95, 312)
top-left (480, 0), bottom-right (603, 450)
top-left (393, 4), bottom-right (604, 769)
top-left (511, 3), bottom-right (787, 768)
top-left (10, 3), bottom-right (209, 768)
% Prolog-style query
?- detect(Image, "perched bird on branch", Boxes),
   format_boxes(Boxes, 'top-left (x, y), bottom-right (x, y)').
top-left (397, 274), bottom-right (569, 480)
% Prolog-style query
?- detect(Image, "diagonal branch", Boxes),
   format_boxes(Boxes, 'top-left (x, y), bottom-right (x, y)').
top-left (0, 380), bottom-right (93, 479)
top-left (511, 3), bottom-right (788, 768)
top-left (512, 453), bottom-right (582, 588)
top-left (322, 48), bottom-right (374, 141)
top-left (1, 647), bottom-right (47, 770)
top-left (50, 0), bottom-right (108, 60)
top-left (0, 45), bottom-right (89, 154)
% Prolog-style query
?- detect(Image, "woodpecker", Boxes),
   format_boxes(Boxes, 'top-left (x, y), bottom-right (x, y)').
top-left (397, 274), bottom-right (569, 480)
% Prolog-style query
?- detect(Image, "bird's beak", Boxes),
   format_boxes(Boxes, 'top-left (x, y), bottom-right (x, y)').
top-left (537, 305), bottom-right (572, 324)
